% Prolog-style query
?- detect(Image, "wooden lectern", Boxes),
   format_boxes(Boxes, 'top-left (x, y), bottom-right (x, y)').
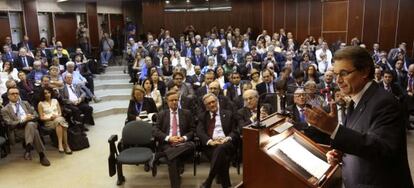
top-left (240, 113), bottom-right (341, 188)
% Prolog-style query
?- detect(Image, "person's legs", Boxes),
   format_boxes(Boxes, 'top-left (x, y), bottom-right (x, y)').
top-left (55, 124), bottom-right (63, 152)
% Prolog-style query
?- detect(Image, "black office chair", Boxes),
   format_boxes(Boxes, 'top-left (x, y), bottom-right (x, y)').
top-left (108, 120), bottom-right (155, 185)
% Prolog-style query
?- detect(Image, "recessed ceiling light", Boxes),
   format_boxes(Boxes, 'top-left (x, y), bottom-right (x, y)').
top-left (57, 0), bottom-right (68, 2)
top-left (165, 0), bottom-right (170, 3)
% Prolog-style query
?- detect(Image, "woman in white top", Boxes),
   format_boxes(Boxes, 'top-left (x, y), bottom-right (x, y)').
top-left (38, 87), bottom-right (72, 154)
top-left (142, 78), bottom-right (163, 110)
top-left (215, 66), bottom-right (226, 89)
top-left (184, 57), bottom-right (195, 76)
top-left (171, 51), bottom-right (186, 68)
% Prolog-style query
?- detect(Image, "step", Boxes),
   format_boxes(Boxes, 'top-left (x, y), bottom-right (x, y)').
top-left (95, 73), bottom-right (130, 80)
top-left (94, 80), bottom-right (132, 90)
top-left (94, 89), bottom-right (130, 101)
top-left (91, 100), bottom-right (129, 118)
top-left (105, 66), bottom-right (125, 72)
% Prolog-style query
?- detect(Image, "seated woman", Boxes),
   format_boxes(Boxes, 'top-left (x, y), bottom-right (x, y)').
top-left (150, 70), bottom-right (166, 97)
top-left (38, 87), bottom-right (72, 154)
top-left (142, 78), bottom-right (162, 111)
top-left (127, 85), bottom-right (158, 123)
top-left (48, 65), bottom-right (64, 90)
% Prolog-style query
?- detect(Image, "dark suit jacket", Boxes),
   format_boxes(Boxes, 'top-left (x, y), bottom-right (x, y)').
top-left (381, 82), bottom-right (404, 101)
top-left (127, 98), bottom-right (158, 123)
top-left (191, 55), bottom-right (207, 68)
top-left (16, 81), bottom-right (33, 102)
top-left (226, 83), bottom-right (243, 101)
top-left (17, 42), bottom-right (34, 51)
top-left (236, 107), bottom-right (253, 128)
top-left (196, 109), bottom-right (239, 146)
top-left (392, 69), bottom-right (408, 90)
top-left (27, 69), bottom-right (49, 85)
top-left (332, 82), bottom-right (413, 187)
top-left (191, 74), bottom-right (204, 85)
top-left (286, 104), bottom-right (330, 145)
top-left (217, 46), bottom-right (230, 58)
top-left (2, 51), bottom-right (17, 63)
top-left (15, 56), bottom-right (34, 71)
top-left (153, 109), bottom-right (194, 144)
top-left (256, 81), bottom-right (277, 98)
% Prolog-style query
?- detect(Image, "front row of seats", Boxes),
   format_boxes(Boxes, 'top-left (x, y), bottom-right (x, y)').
top-left (108, 91), bottom-right (240, 188)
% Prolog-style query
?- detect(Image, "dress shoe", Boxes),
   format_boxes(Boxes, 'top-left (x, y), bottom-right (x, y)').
top-left (93, 97), bottom-right (102, 103)
top-left (65, 148), bottom-right (73, 155)
top-left (24, 151), bottom-right (32, 160)
top-left (199, 182), bottom-right (211, 188)
top-left (58, 150), bottom-right (64, 154)
top-left (40, 157), bottom-right (51, 166)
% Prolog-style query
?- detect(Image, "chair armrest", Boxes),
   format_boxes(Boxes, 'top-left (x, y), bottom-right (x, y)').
top-left (108, 134), bottom-right (118, 156)
top-left (108, 134), bottom-right (118, 143)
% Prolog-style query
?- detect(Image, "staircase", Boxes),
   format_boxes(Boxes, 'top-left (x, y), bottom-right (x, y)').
top-left (91, 66), bottom-right (131, 119)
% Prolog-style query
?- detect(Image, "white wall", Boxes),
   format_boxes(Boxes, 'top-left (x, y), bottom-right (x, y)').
top-left (0, 0), bottom-right (22, 11)
top-left (36, 0), bottom-right (123, 14)
top-left (37, 0), bottom-right (86, 13)
top-left (97, 1), bottom-right (122, 14)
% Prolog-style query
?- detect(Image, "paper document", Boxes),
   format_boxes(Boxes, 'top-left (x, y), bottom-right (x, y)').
top-left (276, 136), bottom-right (330, 179)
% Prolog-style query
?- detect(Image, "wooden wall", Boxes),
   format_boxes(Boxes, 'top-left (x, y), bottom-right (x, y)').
top-left (259, 0), bottom-right (414, 57)
top-left (141, 0), bottom-right (261, 38)
top-left (54, 13), bottom-right (78, 49)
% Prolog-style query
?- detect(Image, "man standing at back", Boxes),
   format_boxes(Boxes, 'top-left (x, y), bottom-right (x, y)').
top-left (305, 46), bottom-right (413, 187)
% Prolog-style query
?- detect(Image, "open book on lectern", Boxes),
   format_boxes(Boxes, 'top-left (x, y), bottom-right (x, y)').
top-left (268, 135), bottom-right (331, 180)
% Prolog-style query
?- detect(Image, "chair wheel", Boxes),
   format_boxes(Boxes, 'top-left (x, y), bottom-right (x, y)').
top-left (144, 163), bottom-right (150, 172)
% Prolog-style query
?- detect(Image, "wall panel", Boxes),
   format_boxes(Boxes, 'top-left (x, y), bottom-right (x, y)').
top-left (297, 0), bottom-right (310, 42)
top-left (54, 13), bottom-right (77, 48)
top-left (363, 0), bottom-right (380, 48)
top-left (396, 0), bottom-right (414, 57)
top-left (285, 0), bottom-right (297, 37)
top-left (378, 0), bottom-right (399, 52)
top-left (274, 0), bottom-right (285, 33)
top-left (322, 1), bottom-right (348, 32)
top-left (347, 0), bottom-right (364, 43)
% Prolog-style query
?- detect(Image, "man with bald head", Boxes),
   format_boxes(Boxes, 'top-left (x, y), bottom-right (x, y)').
top-left (317, 70), bottom-right (337, 103)
top-left (237, 89), bottom-right (260, 128)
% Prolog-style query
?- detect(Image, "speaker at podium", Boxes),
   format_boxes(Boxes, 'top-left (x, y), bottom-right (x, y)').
top-left (238, 113), bottom-right (341, 188)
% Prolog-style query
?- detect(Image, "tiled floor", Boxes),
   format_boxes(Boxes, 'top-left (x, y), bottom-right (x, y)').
top-left (0, 114), bottom-right (413, 188)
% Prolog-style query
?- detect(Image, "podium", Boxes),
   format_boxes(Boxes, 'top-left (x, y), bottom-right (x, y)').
top-left (241, 113), bottom-right (341, 188)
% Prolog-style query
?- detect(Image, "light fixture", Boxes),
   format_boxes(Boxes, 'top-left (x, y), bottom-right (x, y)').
top-left (57, 0), bottom-right (68, 2)
top-left (165, 0), bottom-right (170, 3)
top-left (186, 0), bottom-right (190, 3)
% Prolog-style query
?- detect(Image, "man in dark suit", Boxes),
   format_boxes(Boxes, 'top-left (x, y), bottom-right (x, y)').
top-left (191, 48), bottom-right (206, 68)
top-left (382, 70), bottom-right (404, 101)
top-left (2, 45), bottom-right (17, 64)
top-left (197, 93), bottom-right (239, 188)
top-left (39, 41), bottom-right (52, 62)
top-left (393, 59), bottom-right (408, 89)
top-left (317, 70), bottom-right (337, 103)
top-left (60, 73), bottom-right (95, 126)
top-left (287, 88), bottom-right (330, 144)
top-left (190, 65), bottom-right (203, 91)
top-left (4, 36), bottom-right (18, 51)
top-left (181, 40), bottom-right (194, 58)
top-left (195, 71), bottom-right (214, 100)
top-left (225, 72), bottom-right (243, 101)
top-left (15, 48), bottom-right (34, 73)
top-left (17, 35), bottom-right (34, 52)
top-left (210, 47), bottom-right (225, 66)
top-left (305, 46), bottom-right (413, 187)
top-left (153, 91), bottom-right (195, 188)
top-left (1, 87), bottom-right (50, 166)
top-left (256, 68), bottom-right (277, 98)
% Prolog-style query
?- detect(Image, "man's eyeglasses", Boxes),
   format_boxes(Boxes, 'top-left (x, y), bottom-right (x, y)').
top-left (333, 69), bottom-right (357, 77)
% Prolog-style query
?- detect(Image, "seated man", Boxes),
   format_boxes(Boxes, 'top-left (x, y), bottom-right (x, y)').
top-left (27, 60), bottom-right (48, 86)
top-left (237, 89), bottom-right (259, 128)
top-left (62, 61), bottom-right (100, 103)
top-left (60, 73), bottom-right (94, 127)
top-left (197, 93), bottom-right (239, 188)
top-left (15, 47), bottom-right (34, 73)
top-left (153, 90), bottom-right (195, 188)
top-left (1, 87), bottom-right (50, 166)
top-left (286, 88), bottom-right (330, 144)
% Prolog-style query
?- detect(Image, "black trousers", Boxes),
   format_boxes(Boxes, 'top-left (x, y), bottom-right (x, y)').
top-left (65, 103), bottom-right (95, 125)
top-left (203, 141), bottom-right (235, 187)
top-left (160, 142), bottom-right (195, 188)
